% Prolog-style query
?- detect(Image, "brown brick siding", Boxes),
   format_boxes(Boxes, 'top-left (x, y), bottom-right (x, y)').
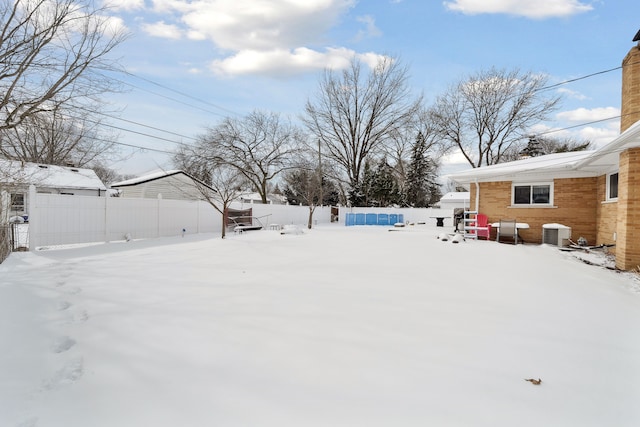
top-left (471, 178), bottom-right (598, 244)
top-left (596, 174), bottom-right (617, 254)
top-left (616, 148), bottom-right (640, 270)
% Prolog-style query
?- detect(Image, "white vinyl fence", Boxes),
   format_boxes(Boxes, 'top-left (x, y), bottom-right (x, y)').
top-left (24, 185), bottom-right (454, 250)
top-left (26, 185), bottom-right (335, 249)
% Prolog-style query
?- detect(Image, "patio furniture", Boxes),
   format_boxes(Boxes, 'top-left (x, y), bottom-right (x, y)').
top-left (463, 211), bottom-right (490, 240)
top-left (430, 216), bottom-right (447, 227)
top-left (476, 213), bottom-right (491, 240)
top-left (497, 219), bottom-right (518, 244)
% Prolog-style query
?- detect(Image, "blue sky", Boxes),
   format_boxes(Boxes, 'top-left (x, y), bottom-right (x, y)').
top-left (103, 0), bottom-right (640, 175)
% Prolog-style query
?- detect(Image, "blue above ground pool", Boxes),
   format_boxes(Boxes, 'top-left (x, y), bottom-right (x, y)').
top-left (345, 213), bottom-right (404, 226)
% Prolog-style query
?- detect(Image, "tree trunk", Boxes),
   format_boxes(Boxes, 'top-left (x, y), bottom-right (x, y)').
top-left (307, 207), bottom-right (314, 229)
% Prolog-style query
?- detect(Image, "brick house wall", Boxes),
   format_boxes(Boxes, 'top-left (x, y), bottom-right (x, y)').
top-left (614, 45), bottom-right (640, 269)
top-left (471, 178), bottom-right (598, 244)
top-left (621, 46), bottom-right (640, 133)
top-left (615, 147), bottom-right (640, 270)
top-left (596, 174), bottom-right (618, 254)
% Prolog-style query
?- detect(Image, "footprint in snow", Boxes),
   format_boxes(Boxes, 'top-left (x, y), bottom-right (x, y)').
top-left (72, 310), bottom-right (89, 323)
top-left (17, 416), bottom-right (39, 427)
top-left (51, 336), bottom-right (76, 353)
top-left (57, 301), bottom-right (71, 311)
top-left (43, 357), bottom-right (84, 390)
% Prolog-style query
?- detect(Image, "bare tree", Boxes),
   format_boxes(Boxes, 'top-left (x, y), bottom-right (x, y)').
top-left (197, 163), bottom-right (244, 239)
top-left (197, 110), bottom-right (305, 203)
top-left (303, 56), bottom-right (422, 202)
top-left (499, 135), bottom-right (593, 162)
top-left (174, 145), bottom-right (249, 239)
top-left (430, 68), bottom-right (561, 167)
top-left (534, 135), bottom-right (592, 154)
top-left (0, 0), bottom-right (126, 131)
top-left (384, 109), bottom-right (444, 198)
top-left (282, 167), bottom-right (322, 229)
top-left (282, 156), bottom-right (339, 229)
top-left (0, 104), bottom-right (118, 167)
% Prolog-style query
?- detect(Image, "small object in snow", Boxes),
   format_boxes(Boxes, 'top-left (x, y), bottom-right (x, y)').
top-left (577, 237), bottom-right (588, 246)
top-left (124, 232), bottom-right (132, 242)
top-left (437, 233), bottom-right (449, 241)
top-left (450, 234), bottom-right (464, 244)
top-left (280, 225), bottom-right (303, 235)
top-left (525, 378), bottom-right (542, 385)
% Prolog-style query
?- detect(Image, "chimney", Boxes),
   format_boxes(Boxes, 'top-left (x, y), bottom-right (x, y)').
top-left (621, 29), bottom-right (640, 132)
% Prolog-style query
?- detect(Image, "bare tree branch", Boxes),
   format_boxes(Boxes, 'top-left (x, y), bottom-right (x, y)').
top-left (196, 110), bottom-right (306, 203)
top-left (303, 56), bottom-right (422, 198)
top-left (0, 0), bottom-right (127, 131)
top-left (431, 68), bottom-right (561, 167)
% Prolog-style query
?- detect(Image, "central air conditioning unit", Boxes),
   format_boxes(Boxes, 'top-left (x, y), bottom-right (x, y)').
top-left (542, 224), bottom-right (572, 247)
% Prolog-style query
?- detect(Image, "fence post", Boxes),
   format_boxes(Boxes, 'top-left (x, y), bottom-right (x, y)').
top-left (104, 195), bottom-right (109, 243)
top-left (28, 184), bottom-right (37, 251)
top-left (157, 193), bottom-right (162, 238)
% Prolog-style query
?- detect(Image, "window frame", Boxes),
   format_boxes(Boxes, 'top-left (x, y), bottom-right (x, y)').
top-left (10, 193), bottom-right (25, 212)
top-left (511, 182), bottom-right (554, 206)
top-left (606, 172), bottom-right (618, 201)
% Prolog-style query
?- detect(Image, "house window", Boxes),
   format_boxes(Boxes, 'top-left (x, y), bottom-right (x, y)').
top-left (10, 193), bottom-right (25, 211)
top-left (607, 172), bottom-right (618, 200)
top-left (513, 183), bottom-right (552, 205)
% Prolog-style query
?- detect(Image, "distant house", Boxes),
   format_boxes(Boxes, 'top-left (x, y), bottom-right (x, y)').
top-left (0, 159), bottom-right (107, 220)
top-left (110, 170), bottom-right (215, 201)
top-left (447, 37), bottom-right (640, 270)
top-left (239, 192), bottom-right (287, 205)
top-left (438, 192), bottom-right (470, 211)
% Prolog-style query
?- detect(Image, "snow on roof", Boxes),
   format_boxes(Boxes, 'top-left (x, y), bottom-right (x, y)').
top-left (447, 121), bottom-right (640, 185)
top-left (110, 169), bottom-right (182, 187)
top-left (111, 169), bottom-right (216, 193)
top-left (576, 119), bottom-right (640, 171)
top-left (0, 159), bottom-right (106, 190)
top-left (447, 151), bottom-right (594, 184)
top-left (439, 192), bottom-right (470, 201)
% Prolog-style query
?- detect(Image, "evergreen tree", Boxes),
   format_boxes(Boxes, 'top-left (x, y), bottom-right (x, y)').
top-left (349, 159), bottom-right (375, 206)
top-left (371, 156), bottom-right (401, 207)
top-left (520, 136), bottom-right (543, 157)
top-left (406, 133), bottom-right (441, 207)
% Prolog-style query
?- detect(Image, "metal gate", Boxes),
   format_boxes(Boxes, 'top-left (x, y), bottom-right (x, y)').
top-left (0, 223), bottom-right (29, 263)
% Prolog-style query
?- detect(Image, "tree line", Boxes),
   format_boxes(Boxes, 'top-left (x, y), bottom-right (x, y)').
top-left (0, 0), bottom-right (592, 230)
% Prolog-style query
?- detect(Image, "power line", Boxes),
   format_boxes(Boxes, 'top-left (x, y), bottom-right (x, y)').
top-left (12, 61), bottom-right (630, 167)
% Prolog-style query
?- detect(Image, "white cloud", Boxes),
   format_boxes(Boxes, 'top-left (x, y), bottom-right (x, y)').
top-left (209, 47), bottom-right (388, 77)
top-left (577, 125), bottom-right (619, 148)
top-left (141, 21), bottom-right (183, 39)
top-left (354, 15), bottom-right (382, 41)
top-left (105, 0), bottom-right (145, 11)
top-left (556, 107), bottom-right (620, 122)
top-left (530, 111), bottom-right (620, 149)
top-left (443, 0), bottom-right (593, 19)
top-left (136, 0), bottom-right (395, 76)
top-left (148, 0), bottom-right (355, 50)
top-left (557, 87), bottom-right (588, 101)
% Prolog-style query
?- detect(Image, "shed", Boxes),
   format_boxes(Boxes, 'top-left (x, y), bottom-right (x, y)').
top-left (110, 170), bottom-right (214, 201)
top-left (438, 192), bottom-right (470, 211)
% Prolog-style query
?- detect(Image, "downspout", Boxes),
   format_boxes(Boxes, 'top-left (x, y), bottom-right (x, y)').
top-left (474, 179), bottom-right (480, 212)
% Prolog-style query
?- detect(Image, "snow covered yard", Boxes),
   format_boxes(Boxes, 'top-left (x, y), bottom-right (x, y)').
top-left (1, 224), bottom-right (640, 427)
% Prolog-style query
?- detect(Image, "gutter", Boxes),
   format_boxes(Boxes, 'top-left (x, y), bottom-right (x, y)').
top-left (474, 179), bottom-right (480, 212)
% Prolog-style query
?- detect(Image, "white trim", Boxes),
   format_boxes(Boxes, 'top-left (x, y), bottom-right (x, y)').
top-left (511, 182), bottom-right (554, 206)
